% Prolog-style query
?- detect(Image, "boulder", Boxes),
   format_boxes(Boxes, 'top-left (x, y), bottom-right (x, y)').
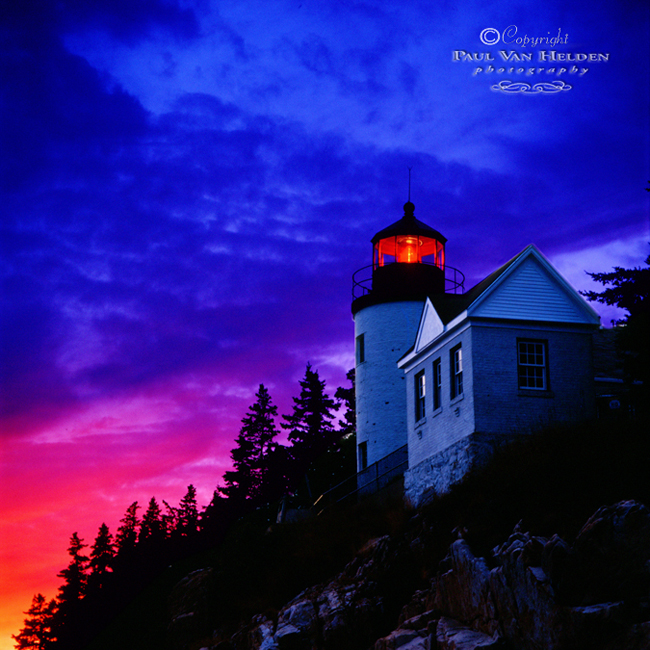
top-left (434, 540), bottom-right (497, 635)
top-left (541, 533), bottom-right (579, 603)
top-left (572, 500), bottom-right (650, 604)
top-left (490, 530), bottom-right (562, 649)
top-left (168, 568), bottom-right (217, 650)
top-left (373, 628), bottom-right (426, 650)
top-left (397, 588), bottom-right (433, 626)
top-left (435, 617), bottom-right (503, 649)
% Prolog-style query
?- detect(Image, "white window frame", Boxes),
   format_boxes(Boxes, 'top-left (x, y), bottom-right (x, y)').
top-left (356, 333), bottom-right (365, 365)
top-left (358, 441), bottom-right (368, 470)
top-left (450, 344), bottom-right (463, 399)
top-left (517, 339), bottom-right (548, 390)
top-left (415, 370), bottom-right (426, 421)
top-left (433, 357), bottom-right (442, 410)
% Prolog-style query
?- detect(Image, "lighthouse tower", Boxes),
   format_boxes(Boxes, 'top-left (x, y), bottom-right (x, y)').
top-left (351, 201), bottom-right (461, 480)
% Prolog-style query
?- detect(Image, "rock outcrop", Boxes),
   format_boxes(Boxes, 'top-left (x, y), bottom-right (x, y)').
top-left (169, 500), bottom-right (650, 650)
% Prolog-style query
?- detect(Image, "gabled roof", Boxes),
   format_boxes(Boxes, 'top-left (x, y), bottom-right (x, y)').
top-left (467, 245), bottom-right (601, 324)
top-left (398, 245), bottom-right (601, 367)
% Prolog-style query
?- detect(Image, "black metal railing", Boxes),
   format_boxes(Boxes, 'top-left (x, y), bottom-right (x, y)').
top-left (352, 262), bottom-right (465, 300)
top-left (312, 444), bottom-right (408, 515)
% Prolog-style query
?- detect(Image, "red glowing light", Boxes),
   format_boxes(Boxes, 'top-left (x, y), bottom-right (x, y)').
top-left (396, 236), bottom-right (419, 263)
top-left (373, 235), bottom-right (444, 269)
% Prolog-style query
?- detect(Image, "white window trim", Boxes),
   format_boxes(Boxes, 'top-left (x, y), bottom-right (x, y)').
top-left (517, 339), bottom-right (548, 391)
top-left (415, 370), bottom-right (426, 421)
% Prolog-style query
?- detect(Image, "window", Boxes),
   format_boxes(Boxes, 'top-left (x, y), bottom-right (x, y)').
top-left (518, 340), bottom-right (548, 390)
top-left (358, 441), bottom-right (368, 470)
top-left (415, 370), bottom-right (426, 421)
top-left (450, 344), bottom-right (463, 399)
top-left (433, 357), bottom-right (441, 410)
top-left (356, 334), bottom-right (365, 365)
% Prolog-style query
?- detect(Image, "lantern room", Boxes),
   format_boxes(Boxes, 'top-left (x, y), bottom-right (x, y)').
top-left (372, 202), bottom-right (446, 270)
top-left (368, 201), bottom-right (447, 298)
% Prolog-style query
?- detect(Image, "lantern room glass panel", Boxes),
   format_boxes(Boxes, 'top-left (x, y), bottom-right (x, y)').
top-left (373, 235), bottom-right (445, 270)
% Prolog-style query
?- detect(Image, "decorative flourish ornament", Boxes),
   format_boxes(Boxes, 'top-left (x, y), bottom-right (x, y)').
top-left (491, 80), bottom-right (572, 93)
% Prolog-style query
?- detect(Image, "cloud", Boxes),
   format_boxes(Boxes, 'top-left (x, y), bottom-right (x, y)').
top-left (56, 0), bottom-right (200, 43)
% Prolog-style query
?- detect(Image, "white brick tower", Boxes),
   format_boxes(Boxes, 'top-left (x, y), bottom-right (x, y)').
top-left (352, 201), bottom-right (460, 476)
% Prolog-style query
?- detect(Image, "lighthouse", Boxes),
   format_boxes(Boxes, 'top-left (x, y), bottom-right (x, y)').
top-left (351, 200), bottom-right (463, 484)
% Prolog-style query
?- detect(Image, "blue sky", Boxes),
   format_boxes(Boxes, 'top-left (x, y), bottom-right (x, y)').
top-left (1, 0), bottom-right (648, 643)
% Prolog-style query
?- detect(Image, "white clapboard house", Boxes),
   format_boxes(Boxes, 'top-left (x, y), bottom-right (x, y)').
top-left (351, 201), bottom-right (600, 507)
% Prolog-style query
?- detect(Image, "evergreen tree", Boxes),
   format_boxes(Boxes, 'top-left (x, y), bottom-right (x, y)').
top-left (328, 368), bottom-right (357, 482)
top-left (282, 364), bottom-right (340, 498)
top-left (52, 533), bottom-right (89, 647)
top-left (12, 594), bottom-right (56, 650)
top-left (139, 497), bottom-right (165, 544)
top-left (115, 502), bottom-right (140, 558)
top-left (177, 485), bottom-right (199, 535)
top-left (582, 253), bottom-right (650, 323)
top-left (282, 363), bottom-right (339, 453)
top-left (87, 524), bottom-right (114, 594)
top-left (335, 368), bottom-right (356, 438)
top-left (262, 443), bottom-right (295, 505)
top-left (583, 253), bottom-right (650, 407)
top-left (221, 384), bottom-right (279, 503)
top-left (55, 533), bottom-right (88, 605)
top-left (162, 499), bottom-right (179, 533)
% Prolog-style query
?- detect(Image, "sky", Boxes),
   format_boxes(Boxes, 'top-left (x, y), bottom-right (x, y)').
top-left (0, 0), bottom-right (648, 645)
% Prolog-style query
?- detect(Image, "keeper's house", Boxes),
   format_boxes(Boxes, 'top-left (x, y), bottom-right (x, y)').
top-left (352, 202), bottom-right (600, 507)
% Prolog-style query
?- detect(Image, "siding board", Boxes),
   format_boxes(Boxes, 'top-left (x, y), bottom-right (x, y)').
top-left (471, 257), bottom-right (587, 323)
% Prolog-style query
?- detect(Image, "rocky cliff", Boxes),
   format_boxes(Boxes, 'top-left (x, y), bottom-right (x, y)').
top-left (169, 500), bottom-right (650, 650)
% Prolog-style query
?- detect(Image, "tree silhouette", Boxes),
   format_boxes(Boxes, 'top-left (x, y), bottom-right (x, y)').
top-left (139, 497), bottom-right (165, 545)
top-left (177, 485), bottom-right (199, 536)
top-left (282, 364), bottom-right (340, 500)
top-left (12, 594), bottom-right (56, 650)
top-left (52, 533), bottom-right (88, 648)
top-left (87, 524), bottom-right (114, 594)
top-left (21, 363), bottom-right (366, 647)
top-left (116, 502), bottom-right (139, 549)
top-left (583, 253), bottom-right (649, 404)
top-left (162, 499), bottom-right (179, 533)
top-left (220, 384), bottom-right (279, 504)
top-left (283, 364), bottom-right (339, 451)
top-left (114, 502), bottom-right (140, 571)
top-left (335, 368), bottom-right (356, 438)
top-left (583, 254), bottom-right (649, 323)
top-left (56, 533), bottom-right (88, 604)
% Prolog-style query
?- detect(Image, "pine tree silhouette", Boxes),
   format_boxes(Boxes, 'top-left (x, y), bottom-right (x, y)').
top-left (221, 384), bottom-right (279, 504)
top-left (87, 523), bottom-right (114, 595)
top-left (12, 594), bottom-right (56, 650)
top-left (51, 533), bottom-right (89, 649)
top-left (282, 364), bottom-right (340, 501)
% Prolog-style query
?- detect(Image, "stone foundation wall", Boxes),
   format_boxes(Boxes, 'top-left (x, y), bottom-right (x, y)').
top-left (404, 432), bottom-right (517, 508)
